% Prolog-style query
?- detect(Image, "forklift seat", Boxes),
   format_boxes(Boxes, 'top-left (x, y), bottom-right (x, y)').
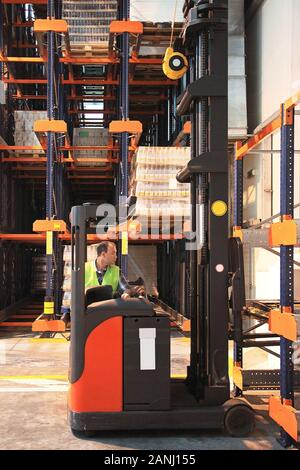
top-left (85, 285), bottom-right (113, 307)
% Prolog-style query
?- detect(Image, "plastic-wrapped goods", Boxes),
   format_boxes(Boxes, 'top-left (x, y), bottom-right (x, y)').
top-left (63, 244), bottom-right (98, 263)
top-left (73, 128), bottom-right (109, 166)
top-left (14, 111), bottom-right (47, 151)
top-left (62, 0), bottom-right (118, 52)
top-left (131, 147), bottom-right (191, 218)
top-left (62, 244), bottom-right (99, 308)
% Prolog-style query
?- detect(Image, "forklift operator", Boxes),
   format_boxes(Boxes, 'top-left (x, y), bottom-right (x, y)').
top-left (85, 241), bottom-right (144, 300)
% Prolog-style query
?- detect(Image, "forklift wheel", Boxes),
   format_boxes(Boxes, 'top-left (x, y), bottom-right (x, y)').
top-left (84, 430), bottom-right (97, 438)
top-left (224, 404), bottom-right (255, 437)
top-left (71, 429), bottom-right (97, 438)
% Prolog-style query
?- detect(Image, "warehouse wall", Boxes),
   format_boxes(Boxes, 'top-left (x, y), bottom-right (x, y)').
top-left (130, 0), bottom-right (185, 22)
top-left (229, 0), bottom-right (248, 139)
top-left (246, 0), bottom-right (300, 129)
top-left (132, 0), bottom-right (248, 140)
top-left (244, 0), bottom-right (300, 299)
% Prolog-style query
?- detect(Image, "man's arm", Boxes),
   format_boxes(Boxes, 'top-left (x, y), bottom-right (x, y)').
top-left (118, 274), bottom-right (146, 299)
top-left (119, 273), bottom-right (131, 294)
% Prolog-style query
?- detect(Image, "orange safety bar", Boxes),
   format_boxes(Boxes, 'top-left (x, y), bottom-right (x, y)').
top-left (3, 158), bottom-right (47, 162)
top-left (34, 19), bottom-right (68, 33)
top-left (109, 20), bottom-right (143, 35)
top-left (182, 319), bottom-right (191, 333)
top-left (62, 79), bottom-right (177, 86)
top-left (0, 233), bottom-right (185, 243)
top-left (236, 116), bottom-right (282, 160)
top-left (0, 55), bottom-right (45, 63)
top-left (32, 318), bottom-right (66, 333)
top-left (236, 88), bottom-right (300, 160)
top-left (33, 220), bottom-right (67, 233)
top-left (12, 95), bottom-right (47, 100)
top-left (269, 309), bottom-right (299, 342)
top-left (284, 90), bottom-right (300, 114)
top-left (34, 120), bottom-right (67, 133)
top-left (0, 145), bottom-right (44, 150)
top-left (269, 219), bottom-right (297, 246)
top-left (60, 57), bottom-right (162, 65)
top-left (109, 120), bottom-right (143, 134)
top-left (183, 121), bottom-right (191, 134)
top-left (269, 396), bottom-right (299, 442)
top-left (3, 78), bottom-right (47, 84)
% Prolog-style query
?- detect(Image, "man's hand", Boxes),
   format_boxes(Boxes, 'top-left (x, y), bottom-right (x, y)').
top-left (121, 285), bottom-right (146, 300)
top-left (130, 285), bottom-right (146, 297)
top-left (121, 292), bottom-right (131, 301)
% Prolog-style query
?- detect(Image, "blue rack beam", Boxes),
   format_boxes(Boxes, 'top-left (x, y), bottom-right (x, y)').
top-left (233, 153), bottom-right (244, 397)
top-left (279, 105), bottom-right (295, 447)
top-left (119, 0), bottom-right (130, 277)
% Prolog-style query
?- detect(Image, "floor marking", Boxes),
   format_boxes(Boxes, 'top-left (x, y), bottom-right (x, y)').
top-left (0, 375), bottom-right (67, 380)
top-left (29, 338), bottom-right (69, 343)
top-left (0, 374), bottom-right (186, 380)
top-left (0, 386), bottom-right (68, 392)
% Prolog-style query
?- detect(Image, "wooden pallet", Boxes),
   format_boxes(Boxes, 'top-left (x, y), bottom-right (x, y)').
top-left (13, 151), bottom-right (45, 157)
top-left (63, 42), bottom-right (110, 57)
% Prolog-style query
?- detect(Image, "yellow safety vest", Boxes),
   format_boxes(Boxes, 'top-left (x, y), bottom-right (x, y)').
top-left (84, 261), bottom-right (120, 294)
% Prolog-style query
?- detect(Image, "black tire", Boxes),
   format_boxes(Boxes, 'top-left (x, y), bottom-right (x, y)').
top-left (84, 430), bottom-right (97, 438)
top-left (224, 404), bottom-right (255, 437)
top-left (71, 428), bottom-right (84, 438)
top-left (71, 429), bottom-right (96, 438)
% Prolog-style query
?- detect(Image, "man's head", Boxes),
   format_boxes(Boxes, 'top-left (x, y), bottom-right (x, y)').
top-left (96, 241), bottom-right (117, 268)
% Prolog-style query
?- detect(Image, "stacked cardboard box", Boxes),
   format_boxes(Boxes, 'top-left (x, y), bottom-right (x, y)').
top-left (14, 111), bottom-right (47, 150)
top-left (73, 128), bottom-right (109, 166)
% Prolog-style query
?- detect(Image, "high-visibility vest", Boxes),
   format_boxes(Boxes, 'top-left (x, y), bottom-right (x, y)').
top-left (84, 261), bottom-right (120, 294)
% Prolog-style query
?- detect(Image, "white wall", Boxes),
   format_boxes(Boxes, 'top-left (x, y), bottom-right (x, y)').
top-left (130, 0), bottom-right (185, 22)
top-left (247, 0), bottom-right (300, 127)
top-left (244, 0), bottom-right (300, 300)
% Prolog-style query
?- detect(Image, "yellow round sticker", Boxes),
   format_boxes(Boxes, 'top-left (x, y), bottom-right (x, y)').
top-left (211, 200), bottom-right (228, 217)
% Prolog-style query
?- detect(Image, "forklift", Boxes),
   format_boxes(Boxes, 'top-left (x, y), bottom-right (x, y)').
top-left (68, 0), bottom-right (255, 436)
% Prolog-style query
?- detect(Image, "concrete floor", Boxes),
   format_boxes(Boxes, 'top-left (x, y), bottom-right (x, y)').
top-left (0, 328), bottom-right (292, 450)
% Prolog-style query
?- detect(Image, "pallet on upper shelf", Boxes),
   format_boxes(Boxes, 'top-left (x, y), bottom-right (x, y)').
top-left (62, 42), bottom-right (111, 57)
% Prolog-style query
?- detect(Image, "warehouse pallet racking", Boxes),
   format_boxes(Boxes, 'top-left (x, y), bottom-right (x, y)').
top-left (233, 90), bottom-right (300, 445)
top-left (0, 0), bottom-right (189, 330)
